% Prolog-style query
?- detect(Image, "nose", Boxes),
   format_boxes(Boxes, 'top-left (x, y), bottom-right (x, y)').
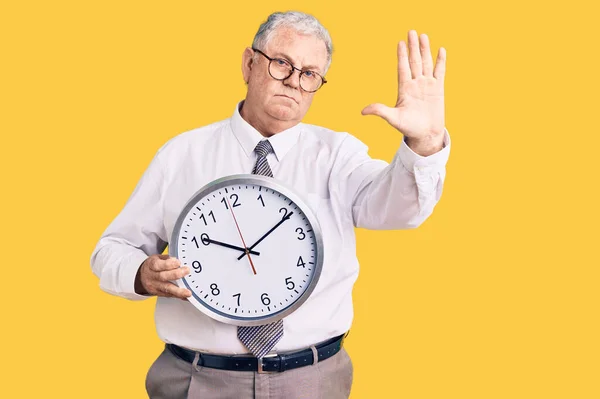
top-left (283, 69), bottom-right (301, 89)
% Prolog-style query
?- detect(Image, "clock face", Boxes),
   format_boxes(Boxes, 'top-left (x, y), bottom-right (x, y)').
top-left (170, 175), bottom-right (323, 326)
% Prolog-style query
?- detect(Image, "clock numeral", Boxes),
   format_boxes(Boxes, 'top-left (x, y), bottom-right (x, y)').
top-left (221, 194), bottom-right (241, 209)
top-left (257, 194), bottom-right (265, 207)
top-left (261, 293), bottom-right (271, 306)
top-left (199, 210), bottom-right (216, 226)
top-left (296, 227), bottom-right (306, 240)
top-left (210, 283), bottom-right (220, 296)
top-left (192, 260), bottom-right (202, 273)
top-left (297, 256), bottom-right (306, 268)
top-left (193, 234), bottom-right (211, 248)
top-left (233, 293), bottom-right (241, 306)
top-left (285, 277), bottom-right (295, 291)
top-left (200, 233), bottom-right (210, 246)
top-left (279, 207), bottom-right (290, 220)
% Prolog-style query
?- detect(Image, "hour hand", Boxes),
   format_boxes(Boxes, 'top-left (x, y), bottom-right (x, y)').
top-left (200, 233), bottom-right (260, 256)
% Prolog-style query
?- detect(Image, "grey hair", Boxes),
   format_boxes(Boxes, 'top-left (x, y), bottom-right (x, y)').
top-left (251, 11), bottom-right (333, 73)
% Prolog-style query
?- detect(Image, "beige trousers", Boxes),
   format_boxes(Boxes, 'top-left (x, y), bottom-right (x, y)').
top-left (145, 345), bottom-right (354, 399)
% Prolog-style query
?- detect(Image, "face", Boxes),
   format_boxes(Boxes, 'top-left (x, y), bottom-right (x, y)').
top-left (242, 27), bottom-right (328, 134)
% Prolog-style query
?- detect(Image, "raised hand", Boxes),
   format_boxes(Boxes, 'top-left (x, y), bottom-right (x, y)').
top-left (361, 30), bottom-right (446, 156)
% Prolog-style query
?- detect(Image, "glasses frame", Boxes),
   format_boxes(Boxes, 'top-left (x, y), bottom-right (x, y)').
top-left (252, 48), bottom-right (327, 93)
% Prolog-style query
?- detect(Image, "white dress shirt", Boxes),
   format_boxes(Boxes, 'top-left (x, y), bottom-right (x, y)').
top-left (90, 101), bottom-right (451, 354)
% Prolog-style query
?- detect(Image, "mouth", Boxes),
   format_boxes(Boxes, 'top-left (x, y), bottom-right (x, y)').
top-left (276, 94), bottom-right (299, 104)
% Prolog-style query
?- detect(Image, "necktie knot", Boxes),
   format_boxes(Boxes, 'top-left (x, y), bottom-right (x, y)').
top-left (254, 140), bottom-right (274, 159)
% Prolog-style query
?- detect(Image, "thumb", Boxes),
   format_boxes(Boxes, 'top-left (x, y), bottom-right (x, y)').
top-left (361, 103), bottom-right (395, 122)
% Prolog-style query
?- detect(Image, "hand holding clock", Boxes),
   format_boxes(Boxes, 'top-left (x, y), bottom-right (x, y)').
top-left (135, 254), bottom-right (192, 300)
top-left (133, 232), bottom-right (261, 299)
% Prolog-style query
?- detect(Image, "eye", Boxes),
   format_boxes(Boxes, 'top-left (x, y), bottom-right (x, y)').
top-left (303, 70), bottom-right (316, 78)
top-left (275, 59), bottom-right (287, 66)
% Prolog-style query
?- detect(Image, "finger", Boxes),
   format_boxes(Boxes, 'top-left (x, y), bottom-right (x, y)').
top-left (144, 254), bottom-right (168, 271)
top-left (408, 30), bottom-right (422, 78)
top-left (433, 47), bottom-right (447, 81)
top-left (361, 103), bottom-right (396, 123)
top-left (159, 267), bottom-right (190, 281)
top-left (420, 33), bottom-right (434, 76)
top-left (149, 256), bottom-right (181, 272)
top-left (397, 41), bottom-right (411, 84)
top-left (157, 282), bottom-right (191, 299)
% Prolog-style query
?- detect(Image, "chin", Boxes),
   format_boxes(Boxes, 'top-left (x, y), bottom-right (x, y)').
top-left (266, 103), bottom-right (300, 122)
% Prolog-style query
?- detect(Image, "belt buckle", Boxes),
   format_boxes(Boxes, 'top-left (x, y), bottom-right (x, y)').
top-left (257, 353), bottom-right (279, 374)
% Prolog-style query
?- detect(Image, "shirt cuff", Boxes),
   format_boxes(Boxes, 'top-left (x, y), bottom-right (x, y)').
top-left (99, 251), bottom-right (152, 301)
top-left (397, 128), bottom-right (451, 173)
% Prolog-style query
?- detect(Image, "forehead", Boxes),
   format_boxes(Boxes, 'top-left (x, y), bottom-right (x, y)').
top-left (264, 27), bottom-right (328, 73)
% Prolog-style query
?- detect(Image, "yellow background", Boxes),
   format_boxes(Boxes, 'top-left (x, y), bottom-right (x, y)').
top-left (1, 0), bottom-right (598, 398)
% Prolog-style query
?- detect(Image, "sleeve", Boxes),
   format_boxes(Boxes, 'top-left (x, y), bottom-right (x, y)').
top-left (332, 129), bottom-right (451, 229)
top-left (89, 150), bottom-right (168, 300)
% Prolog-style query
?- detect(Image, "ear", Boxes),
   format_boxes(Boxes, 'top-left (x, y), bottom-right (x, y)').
top-left (241, 47), bottom-right (254, 84)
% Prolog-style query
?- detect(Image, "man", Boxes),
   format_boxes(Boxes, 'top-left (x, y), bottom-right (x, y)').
top-left (91, 11), bottom-right (450, 399)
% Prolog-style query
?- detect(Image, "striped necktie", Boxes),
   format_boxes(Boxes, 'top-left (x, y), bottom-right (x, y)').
top-left (251, 139), bottom-right (274, 176)
top-left (237, 140), bottom-right (284, 358)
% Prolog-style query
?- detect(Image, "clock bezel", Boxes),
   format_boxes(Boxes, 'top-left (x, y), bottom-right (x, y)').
top-left (169, 174), bottom-right (324, 327)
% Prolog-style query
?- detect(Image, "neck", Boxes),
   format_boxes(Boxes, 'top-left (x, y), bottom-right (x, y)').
top-left (239, 100), bottom-right (297, 137)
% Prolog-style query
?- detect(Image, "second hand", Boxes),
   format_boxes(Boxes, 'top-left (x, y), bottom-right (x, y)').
top-left (226, 196), bottom-right (257, 275)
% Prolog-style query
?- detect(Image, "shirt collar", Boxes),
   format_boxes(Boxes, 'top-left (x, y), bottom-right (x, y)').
top-left (231, 101), bottom-right (302, 162)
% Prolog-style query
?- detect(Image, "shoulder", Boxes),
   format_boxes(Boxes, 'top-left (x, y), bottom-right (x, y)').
top-left (156, 118), bottom-right (231, 158)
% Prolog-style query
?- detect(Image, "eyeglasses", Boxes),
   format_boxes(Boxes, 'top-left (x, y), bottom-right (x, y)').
top-left (252, 48), bottom-right (327, 93)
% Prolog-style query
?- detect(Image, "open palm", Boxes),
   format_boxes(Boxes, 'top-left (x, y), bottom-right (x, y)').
top-left (362, 30), bottom-right (446, 145)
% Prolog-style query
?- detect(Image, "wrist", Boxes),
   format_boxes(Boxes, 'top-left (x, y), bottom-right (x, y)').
top-left (134, 261), bottom-right (149, 295)
top-left (404, 131), bottom-right (445, 156)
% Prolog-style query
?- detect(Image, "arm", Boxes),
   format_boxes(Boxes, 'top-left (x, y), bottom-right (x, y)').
top-left (347, 30), bottom-right (449, 228)
top-left (90, 149), bottom-right (172, 300)
top-left (333, 130), bottom-right (450, 230)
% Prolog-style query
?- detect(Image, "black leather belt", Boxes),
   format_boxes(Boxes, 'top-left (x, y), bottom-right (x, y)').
top-left (166, 333), bottom-right (346, 374)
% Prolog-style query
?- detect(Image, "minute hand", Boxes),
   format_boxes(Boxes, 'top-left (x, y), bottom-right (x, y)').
top-left (237, 212), bottom-right (294, 261)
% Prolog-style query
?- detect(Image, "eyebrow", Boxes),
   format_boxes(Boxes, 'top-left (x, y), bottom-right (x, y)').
top-left (272, 52), bottom-right (322, 74)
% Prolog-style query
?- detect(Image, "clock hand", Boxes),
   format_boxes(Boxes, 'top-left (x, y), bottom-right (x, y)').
top-left (200, 234), bottom-right (260, 255)
top-left (226, 196), bottom-right (257, 275)
top-left (237, 211), bottom-right (294, 261)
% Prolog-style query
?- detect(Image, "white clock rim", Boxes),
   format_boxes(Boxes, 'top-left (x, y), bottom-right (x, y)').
top-left (169, 174), bottom-right (325, 327)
